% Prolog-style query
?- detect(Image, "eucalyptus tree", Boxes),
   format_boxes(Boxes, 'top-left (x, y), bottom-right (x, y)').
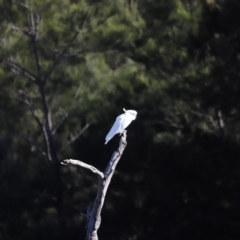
top-left (0, 0), bottom-right (145, 239)
top-left (0, 0), bottom-right (119, 219)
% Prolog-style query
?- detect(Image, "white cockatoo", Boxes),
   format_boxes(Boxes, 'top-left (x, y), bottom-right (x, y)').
top-left (105, 108), bottom-right (137, 144)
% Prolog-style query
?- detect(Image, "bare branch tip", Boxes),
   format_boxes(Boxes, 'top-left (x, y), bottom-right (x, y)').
top-left (61, 159), bottom-right (70, 165)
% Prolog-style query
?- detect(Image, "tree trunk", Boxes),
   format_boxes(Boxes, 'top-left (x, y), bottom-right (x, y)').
top-left (62, 131), bottom-right (128, 240)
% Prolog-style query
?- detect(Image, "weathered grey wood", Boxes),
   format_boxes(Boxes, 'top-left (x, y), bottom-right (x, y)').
top-left (61, 159), bottom-right (104, 179)
top-left (62, 131), bottom-right (127, 240)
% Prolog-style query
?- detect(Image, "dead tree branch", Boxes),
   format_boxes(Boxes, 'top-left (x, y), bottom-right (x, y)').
top-left (52, 113), bottom-right (69, 135)
top-left (61, 131), bottom-right (128, 240)
top-left (18, 97), bottom-right (43, 130)
top-left (2, 59), bottom-right (37, 83)
top-left (61, 159), bottom-right (104, 179)
top-left (11, 24), bottom-right (31, 36)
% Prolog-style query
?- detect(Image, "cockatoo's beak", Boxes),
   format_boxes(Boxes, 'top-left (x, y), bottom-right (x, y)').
top-left (123, 108), bottom-right (127, 112)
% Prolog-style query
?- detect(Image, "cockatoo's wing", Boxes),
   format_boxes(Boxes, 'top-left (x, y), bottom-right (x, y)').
top-left (105, 114), bottom-right (125, 144)
top-left (121, 114), bottom-right (134, 131)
